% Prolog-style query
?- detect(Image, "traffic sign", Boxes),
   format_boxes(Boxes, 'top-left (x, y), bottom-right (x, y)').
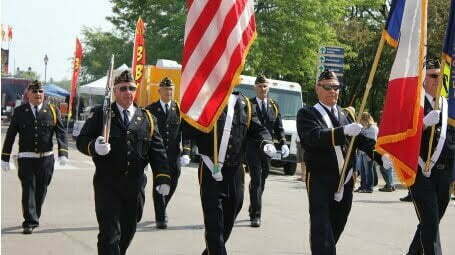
top-left (319, 46), bottom-right (344, 55)
top-left (319, 56), bottom-right (344, 65)
top-left (318, 64), bottom-right (343, 74)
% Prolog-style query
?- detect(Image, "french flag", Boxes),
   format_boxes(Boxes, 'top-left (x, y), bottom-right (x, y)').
top-left (376, 0), bottom-right (427, 187)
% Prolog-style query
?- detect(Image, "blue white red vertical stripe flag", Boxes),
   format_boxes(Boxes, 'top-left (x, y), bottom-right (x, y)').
top-left (376, 0), bottom-right (427, 187)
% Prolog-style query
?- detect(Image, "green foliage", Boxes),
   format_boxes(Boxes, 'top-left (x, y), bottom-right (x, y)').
top-left (80, 27), bottom-right (133, 83)
top-left (79, 0), bottom-right (452, 117)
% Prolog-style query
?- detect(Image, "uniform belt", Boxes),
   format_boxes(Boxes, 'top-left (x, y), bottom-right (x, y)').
top-left (18, 151), bottom-right (53, 158)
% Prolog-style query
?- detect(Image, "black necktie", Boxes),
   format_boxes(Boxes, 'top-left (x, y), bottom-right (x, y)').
top-left (34, 105), bottom-right (39, 119)
top-left (123, 109), bottom-right (130, 127)
top-left (262, 100), bottom-right (267, 119)
top-left (165, 103), bottom-right (169, 117)
top-left (331, 107), bottom-right (337, 121)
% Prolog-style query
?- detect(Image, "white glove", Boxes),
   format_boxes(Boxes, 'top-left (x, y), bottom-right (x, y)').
top-left (343, 123), bottom-right (363, 136)
top-left (263, 144), bottom-right (277, 158)
top-left (1, 160), bottom-right (11, 172)
top-left (421, 168), bottom-right (432, 178)
top-left (423, 110), bottom-right (441, 127)
top-left (212, 171), bottom-right (223, 181)
top-left (281, 144), bottom-right (290, 158)
top-left (58, 156), bottom-right (68, 166)
top-left (95, 136), bottom-right (111, 156)
top-left (156, 184), bottom-right (170, 196)
top-left (179, 155), bottom-right (191, 166)
top-left (381, 154), bottom-right (393, 169)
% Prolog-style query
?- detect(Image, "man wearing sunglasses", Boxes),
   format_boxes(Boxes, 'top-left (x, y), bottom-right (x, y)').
top-left (246, 74), bottom-right (288, 228)
top-left (405, 59), bottom-right (455, 255)
top-left (296, 70), bottom-right (380, 254)
top-left (1, 80), bottom-right (68, 235)
top-left (145, 77), bottom-right (191, 229)
top-left (76, 70), bottom-right (171, 255)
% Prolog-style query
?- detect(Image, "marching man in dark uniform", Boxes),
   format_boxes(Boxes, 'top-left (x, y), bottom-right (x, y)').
top-left (146, 77), bottom-right (191, 229)
top-left (297, 71), bottom-right (379, 255)
top-left (76, 70), bottom-right (171, 255)
top-left (246, 74), bottom-right (289, 227)
top-left (183, 91), bottom-right (275, 255)
top-left (405, 59), bottom-right (455, 255)
top-left (1, 80), bottom-right (68, 234)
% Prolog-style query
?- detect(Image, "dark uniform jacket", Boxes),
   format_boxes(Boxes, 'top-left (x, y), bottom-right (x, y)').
top-left (250, 97), bottom-right (285, 146)
top-left (183, 93), bottom-right (272, 170)
top-left (76, 103), bottom-right (170, 185)
top-left (297, 104), bottom-right (376, 178)
top-left (420, 97), bottom-right (455, 170)
top-left (2, 102), bottom-right (68, 162)
top-left (146, 100), bottom-right (190, 161)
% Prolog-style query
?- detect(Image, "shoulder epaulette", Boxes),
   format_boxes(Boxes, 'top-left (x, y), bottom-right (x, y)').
top-left (48, 104), bottom-right (57, 125)
top-left (242, 95), bottom-right (252, 128)
top-left (342, 106), bottom-right (356, 122)
top-left (269, 98), bottom-right (279, 119)
top-left (142, 108), bottom-right (155, 138)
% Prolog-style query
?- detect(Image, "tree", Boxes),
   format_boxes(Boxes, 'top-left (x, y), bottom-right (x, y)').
top-left (107, 0), bottom-right (186, 63)
top-left (335, 0), bottom-right (452, 119)
top-left (80, 27), bottom-right (133, 83)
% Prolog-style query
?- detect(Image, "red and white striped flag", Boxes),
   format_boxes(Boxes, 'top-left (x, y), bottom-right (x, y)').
top-left (180, 0), bottom-right (257, 132)
top-left (376, 0), bottom-right (427, 187)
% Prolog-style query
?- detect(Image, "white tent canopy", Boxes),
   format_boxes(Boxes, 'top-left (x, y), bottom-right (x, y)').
top-left (79, 64), bottom-right (129, 95)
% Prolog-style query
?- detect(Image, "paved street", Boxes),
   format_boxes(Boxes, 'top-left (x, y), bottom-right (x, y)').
top-left (1, 128), bottom-right (454, 254)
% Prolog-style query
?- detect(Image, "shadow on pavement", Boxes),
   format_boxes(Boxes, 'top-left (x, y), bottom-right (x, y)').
top-left (353, 199), bottom-right (406, 204)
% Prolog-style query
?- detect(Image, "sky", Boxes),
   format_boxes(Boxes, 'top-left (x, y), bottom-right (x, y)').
top-left (1, 0), bottom-right (114, 82)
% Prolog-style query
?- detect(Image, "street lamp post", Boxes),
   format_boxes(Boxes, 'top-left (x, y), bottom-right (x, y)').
top-left (44, 54), bottom-right (48, 84)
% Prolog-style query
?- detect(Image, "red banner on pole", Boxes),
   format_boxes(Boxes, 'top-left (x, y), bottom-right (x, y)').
top-left (132, 17), bottom-right (146, 101)
top-left (68, 38), bottom-right (83, 119)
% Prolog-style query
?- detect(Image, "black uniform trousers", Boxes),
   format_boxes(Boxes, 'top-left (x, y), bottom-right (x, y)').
top-left (407, 163), bottom-right (453, 255)
top-left (247, 157), bottom-right (270, 219)
top-left (199, 163), bottom-right (245, 255)
top-left (307, 172), bottom-right (353, 255)
top-left (152, 158), bottom-right (181, 222)
top-left (17, 156), bottom-right (55, 228)
top-left (94, 175), bottom-right (147, 255)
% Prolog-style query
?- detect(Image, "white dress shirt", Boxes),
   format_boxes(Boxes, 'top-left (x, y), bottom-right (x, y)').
top-left (29, 103), bottom-right (43, 117)
top-left (256, 97), bottom-right (268, 111)
top-left (116, 103), bottom-right (136, 122)
top-left (319, 101), bottom-right (338, 119)
top-left (160, 99), bottom-right (171, 114)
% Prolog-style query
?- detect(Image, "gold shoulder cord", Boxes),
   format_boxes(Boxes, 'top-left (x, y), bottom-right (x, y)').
top-left (244, 96), bottom-right (252, 128)
top-left (270, 99), bottom-right (279, 119)
top-left (48, 104), bottom-right (57, 125)
top-left (143, 109), bottom-right (155, 138)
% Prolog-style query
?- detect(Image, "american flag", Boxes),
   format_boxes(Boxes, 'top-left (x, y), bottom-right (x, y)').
top-left (180, 0), bottom-right (257, 132)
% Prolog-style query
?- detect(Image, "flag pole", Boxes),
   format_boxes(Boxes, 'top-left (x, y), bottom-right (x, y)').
top-left (424, 56), bottom-right (445, 172)
top-left (337, 36), bottom-right (386, 192)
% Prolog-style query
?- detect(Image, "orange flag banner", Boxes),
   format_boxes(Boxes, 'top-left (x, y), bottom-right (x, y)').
top-left (132, 17), bottom-right (146, 102)
top-left (68, 38), bottom-right (83, 119)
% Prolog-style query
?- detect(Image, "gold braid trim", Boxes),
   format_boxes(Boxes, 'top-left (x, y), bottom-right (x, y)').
top-left (143, 109), bottom-right (155, 138)
top-left (48, 104), bottom-right (57, 125)
top-left (331, 128), bottom-right (335, 147)
top-left (244, 96), bottom-right (252, 128)
top-left (270, 99), bottom-right (279, 119)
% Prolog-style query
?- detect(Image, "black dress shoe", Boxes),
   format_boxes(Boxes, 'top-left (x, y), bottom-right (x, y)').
top-left (250, 218), bottom-right (261, 228)
top-left (156, 221), bottom-right (168, 229)
top-left (22, 227), bottom-right (33, 234)
top-left (400, 195), bottom-right (412, 202)
top-left (379, 186), bottom-right (395, 192)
